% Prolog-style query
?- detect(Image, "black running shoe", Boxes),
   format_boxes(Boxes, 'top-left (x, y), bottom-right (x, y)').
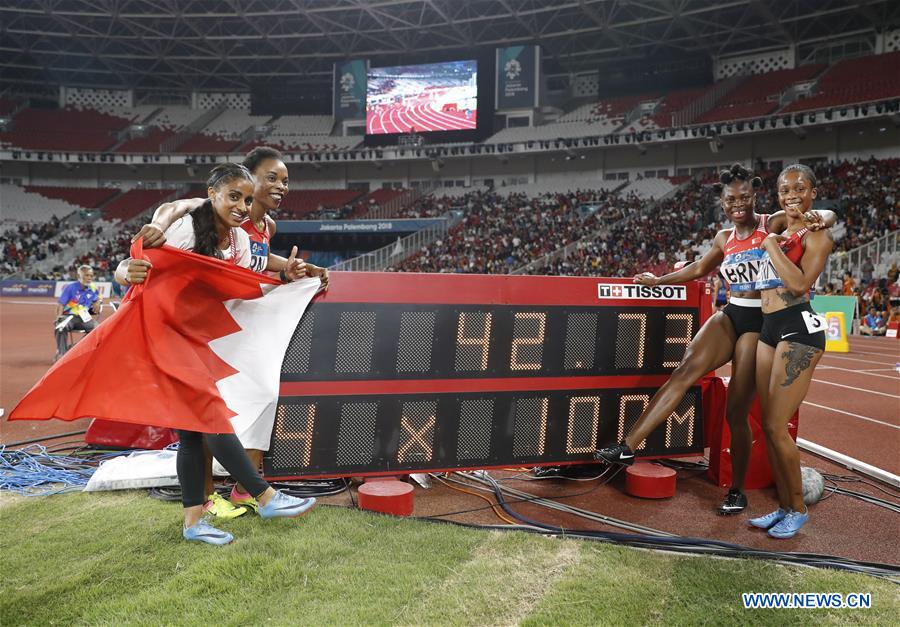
top-left (717, 489), bottom-right (748, 515)
top-left (593, 442), bottom-right (636, 466)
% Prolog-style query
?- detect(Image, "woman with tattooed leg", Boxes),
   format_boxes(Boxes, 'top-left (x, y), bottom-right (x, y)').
top-left (749, 164), bottom-right (833, 539)
top-left (595, 164), bottom-right (834, 516)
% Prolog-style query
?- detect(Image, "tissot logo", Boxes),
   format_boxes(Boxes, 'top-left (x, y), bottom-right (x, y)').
top-left (597, 284), bottom-right (687, 301)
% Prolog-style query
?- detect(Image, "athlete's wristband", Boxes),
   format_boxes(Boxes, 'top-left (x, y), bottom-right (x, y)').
top-left (279, 269), bottom-right (292, 283)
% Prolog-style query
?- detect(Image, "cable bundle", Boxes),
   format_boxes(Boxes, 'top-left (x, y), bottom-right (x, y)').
top-left (0, 444), bottom-right (103, 496)
top-left (418, 470), bottom-right (900, 582)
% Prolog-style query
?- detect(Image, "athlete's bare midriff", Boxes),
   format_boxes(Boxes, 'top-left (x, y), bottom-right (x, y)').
top-left (761, 287), bottom-right (809, 314)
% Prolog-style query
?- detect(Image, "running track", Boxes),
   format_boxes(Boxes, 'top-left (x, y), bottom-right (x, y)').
top-left (1, 296), bottom-right (897, 477)
top-left (366, 102), bottom-right (477, 134)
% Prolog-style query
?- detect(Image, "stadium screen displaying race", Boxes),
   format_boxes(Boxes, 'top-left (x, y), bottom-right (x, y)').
top-left (366, 60), bottom-right (478, 135)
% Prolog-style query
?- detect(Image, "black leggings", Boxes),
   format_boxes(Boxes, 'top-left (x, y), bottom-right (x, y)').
top-left (177, 431), bottom-right (270, 508)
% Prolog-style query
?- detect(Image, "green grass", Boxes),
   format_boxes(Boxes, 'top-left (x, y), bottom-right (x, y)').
top-left (1, 492), bottom-right (897, 626)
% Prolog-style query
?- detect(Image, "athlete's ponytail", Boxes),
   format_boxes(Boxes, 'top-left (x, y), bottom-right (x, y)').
top-left (713, 163), bottom-right (763, 194)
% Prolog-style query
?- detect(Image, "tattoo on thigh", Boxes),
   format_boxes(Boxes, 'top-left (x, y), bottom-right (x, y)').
top-left (780, 343), bottom-right (819, 387)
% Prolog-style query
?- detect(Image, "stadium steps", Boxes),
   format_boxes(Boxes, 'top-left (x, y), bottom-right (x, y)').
top-left (160, 103), bottom-right (228, 153)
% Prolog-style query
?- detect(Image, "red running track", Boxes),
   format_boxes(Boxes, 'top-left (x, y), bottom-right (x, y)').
top-left (366, 101), bottom-right (477, 134)
top-left (3, 295), bottom-right (896, 478)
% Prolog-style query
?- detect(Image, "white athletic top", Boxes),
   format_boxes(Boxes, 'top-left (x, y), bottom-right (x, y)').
top-left (165, 214), bottom-right (252, 269)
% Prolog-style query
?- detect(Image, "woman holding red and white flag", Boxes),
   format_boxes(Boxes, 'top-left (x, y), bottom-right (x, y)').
top-left (11, 163), bottom-right (319, 546)
top-left (131, 147), bottom-right (327, 519)
top-left (117, 163), bottom-right (317, 544)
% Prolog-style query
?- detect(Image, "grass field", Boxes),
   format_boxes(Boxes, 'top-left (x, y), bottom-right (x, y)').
top-left (1, 491), bottom-right (897, 626)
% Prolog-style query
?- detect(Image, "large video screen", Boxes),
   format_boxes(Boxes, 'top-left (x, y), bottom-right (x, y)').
top-left (366, 60), bottom-right (477, 135)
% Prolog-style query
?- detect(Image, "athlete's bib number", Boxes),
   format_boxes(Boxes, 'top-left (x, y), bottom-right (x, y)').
top-left (249, 240), bottom-right (269, 274)
top-left (801, 310), bottom-right (826, 334)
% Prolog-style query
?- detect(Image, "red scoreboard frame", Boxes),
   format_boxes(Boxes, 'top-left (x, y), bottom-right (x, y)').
top-left (265, 272), bottom-right (712, 479)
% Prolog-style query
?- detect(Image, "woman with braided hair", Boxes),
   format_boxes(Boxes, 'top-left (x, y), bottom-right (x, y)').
top-left (595, 163), bottom-right (834, 515)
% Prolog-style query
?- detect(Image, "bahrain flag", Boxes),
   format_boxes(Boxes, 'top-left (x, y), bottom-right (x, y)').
top-left (9, 241), bottom-right (319, 435)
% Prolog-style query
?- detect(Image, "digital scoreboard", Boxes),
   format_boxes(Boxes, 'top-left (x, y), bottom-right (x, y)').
top-left (264, 273), bottom-right (711, 479)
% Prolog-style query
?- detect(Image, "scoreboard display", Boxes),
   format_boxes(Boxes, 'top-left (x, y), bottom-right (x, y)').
top-left (264, 273), bottom-right (711, 479)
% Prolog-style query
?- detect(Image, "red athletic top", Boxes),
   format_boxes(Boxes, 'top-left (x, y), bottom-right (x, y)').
top-left (754, 227), bottom-right (810, 290)
top-left (719, 214), bottom-right (769, 292)
top-left (241, 217), bottom-right (271, 274)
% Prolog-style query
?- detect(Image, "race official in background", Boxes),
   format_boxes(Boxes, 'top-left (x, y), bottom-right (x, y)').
top-left (54, 265), bottom-right (102, 358)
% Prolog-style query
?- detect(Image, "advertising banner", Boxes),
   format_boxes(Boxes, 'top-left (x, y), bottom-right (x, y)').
top-left (0, 280), bottom-right (56, 297)
top-left (277, 219), bottom-right (445, 235)
top-left (334, 59), bottom-right (368, 120)
top-left (496, 45), bottom-right (540, 109)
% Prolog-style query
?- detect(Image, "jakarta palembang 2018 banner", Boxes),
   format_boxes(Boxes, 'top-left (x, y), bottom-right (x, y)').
top-left (495, 45), bottom-right (540, 109)
top-left (334, 59), bottom-right (367, 120)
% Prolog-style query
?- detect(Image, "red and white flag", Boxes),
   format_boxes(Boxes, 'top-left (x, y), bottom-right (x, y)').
top-left (9, 242), bottom-right (319, 434)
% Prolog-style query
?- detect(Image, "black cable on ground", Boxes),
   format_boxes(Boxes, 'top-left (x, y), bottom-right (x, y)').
top-left (147, 479), bottom-right (348, 502)
top-left (474, 474), bottom-right (900, 582)
top-left (4, 430), bottom-right (88, 448)
top-left (422, 468), bottom-right (622, 521)
top-left (414, 515), bottom-right (900, 583)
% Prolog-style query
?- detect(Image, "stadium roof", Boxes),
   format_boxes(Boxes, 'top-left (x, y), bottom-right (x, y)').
top-left (1, 0), bottom-right (898, 92)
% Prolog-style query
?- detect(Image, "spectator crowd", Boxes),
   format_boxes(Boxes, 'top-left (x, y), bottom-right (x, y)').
top-left (3, 157), bottom-right (897, 331)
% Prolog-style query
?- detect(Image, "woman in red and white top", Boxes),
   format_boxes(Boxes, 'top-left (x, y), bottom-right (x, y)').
top-left (748, 164), bottom-right (833, 539)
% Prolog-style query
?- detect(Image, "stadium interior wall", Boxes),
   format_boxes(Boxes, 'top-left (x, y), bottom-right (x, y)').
top-left (2, 120), bottom-right (897, 192)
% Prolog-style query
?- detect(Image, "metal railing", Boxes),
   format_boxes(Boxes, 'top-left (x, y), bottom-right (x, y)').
top-left (328, 216), bottom-right (456, 272)
top-left (823, 230), bottom-right (899, 287)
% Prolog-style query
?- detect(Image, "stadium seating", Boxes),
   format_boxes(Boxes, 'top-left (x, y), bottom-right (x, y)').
top-left (268, 115), bottom-right (334, 136)
top-left (177, 133), bottom-right (242, 154)
top-left (783, 52), bottom-right (900, 112)
top-left (0, 107), bottom-right (131, 152)
top-left (23, 186), bottom-right (119, 209)
top-left (145, 106), bottom-right (205, 131)
top-left (0, 98), bottom-right (22, 116)
top-left (363, 188), bottom-right (405, 206)
top-left (391, 189), bottom-right (643, 274)
top-left (696, 65), bottom-right (826, 123)
top-left (619, 177), bottom-right (677, 200)
top-left (558, 94), bottom-right (651, 124)
top-left (115, 127), bottom-right (178, 153)
top-left (1, 185), bottom-right (87, 223)
top-left (274, 189), bottom-right (365, 219)
top-left (203, 110), bottom-right (272, 138)
top-left (496, 173), bottom-right (618, 197)
top-left (649, 86), bottom-right (712, 128)
top-left (99, 188), bottom-right (177, 221)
